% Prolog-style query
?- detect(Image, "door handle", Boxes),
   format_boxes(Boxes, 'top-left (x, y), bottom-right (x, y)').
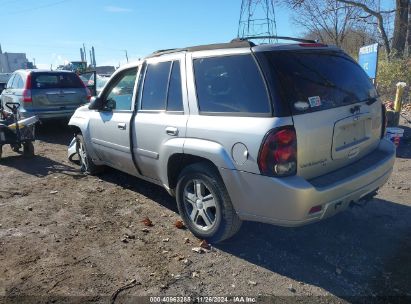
top-left (118, 123), bottom-right (127, 130)
top-left (165, 126), bottom-right (179, 136)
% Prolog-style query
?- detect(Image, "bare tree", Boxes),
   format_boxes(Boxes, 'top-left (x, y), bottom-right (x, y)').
top-left (407, 1), bottom-right (411, 56)
top-left (291, 0), bottom-right (361, 47)
top-left (391, 0), bottom-right (409, 56)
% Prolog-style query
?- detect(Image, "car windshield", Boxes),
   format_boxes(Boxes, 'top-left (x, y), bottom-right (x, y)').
top-left (256, 51), bottom-right (377, 114)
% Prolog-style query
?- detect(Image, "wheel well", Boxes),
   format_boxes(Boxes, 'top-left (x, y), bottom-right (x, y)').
top-left (69, 125), bottom-right (82, 135)
top-left (167, 154), bottom-right (220, 192)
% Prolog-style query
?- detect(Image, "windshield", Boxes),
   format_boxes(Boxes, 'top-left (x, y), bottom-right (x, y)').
top-left (256, 51), bottom-right (377, 114)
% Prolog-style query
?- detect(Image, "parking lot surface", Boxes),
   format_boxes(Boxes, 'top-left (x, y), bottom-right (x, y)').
top-left (0, 120), bottom-right (410, 303)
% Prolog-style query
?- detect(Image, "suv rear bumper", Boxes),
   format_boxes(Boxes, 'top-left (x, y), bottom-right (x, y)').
top-left (20, 109), bottom-right (78, 120)
top-left (220, 139), bottom-right (395, 227)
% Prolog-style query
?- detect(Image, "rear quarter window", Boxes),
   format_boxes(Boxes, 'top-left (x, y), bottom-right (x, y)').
top-left (32, 73), bottom-right (84, 89)
top-left (193, 54), bottom-right (271, 115)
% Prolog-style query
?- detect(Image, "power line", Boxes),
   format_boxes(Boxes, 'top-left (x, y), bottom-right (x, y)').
top-left (3, 0), bottom-right (73, 16)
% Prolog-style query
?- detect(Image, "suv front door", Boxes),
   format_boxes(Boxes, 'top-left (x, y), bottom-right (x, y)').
top-left (88, 67), bottom-right (139, 175)
top-left (133, 54), bottom-right (188, 181)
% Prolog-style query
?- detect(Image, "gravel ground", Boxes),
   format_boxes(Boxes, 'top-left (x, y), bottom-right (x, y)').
top-left (0, 118), bottom-right (410, 304)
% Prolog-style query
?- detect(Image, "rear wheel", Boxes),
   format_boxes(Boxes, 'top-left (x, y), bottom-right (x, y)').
top-left (76, 134), bottom-right (102, 175)
top-left (176, 163), bottom-right (242, 243)
top-left (23, 142), bottom-right (34, 157)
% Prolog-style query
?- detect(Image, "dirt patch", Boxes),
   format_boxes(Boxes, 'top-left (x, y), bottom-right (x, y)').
top-left (1, 121), bottom-right (410, 303)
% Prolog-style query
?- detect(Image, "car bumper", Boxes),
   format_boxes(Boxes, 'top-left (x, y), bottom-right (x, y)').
top-left (20, 109), bottom-right (79, 120)
top-left (220, 139), bottom-right (396, 227)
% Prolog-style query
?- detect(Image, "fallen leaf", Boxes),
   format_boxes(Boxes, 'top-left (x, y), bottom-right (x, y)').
top-left (248, 280), bottom-right (257, 286)
top-left (184, 238), bottom-right (190, 244)
top-left (199, 240), bottom-right (211, 250)
top-left (162, 238), bottom-right (170, 242)
top-left (50, 191), bottom-right (58, 194)
top-left (142, 217), bottom-right (153, 227)
top-left (175, 220), bottom-right (185, 229)
top-left (191, 247), bottom-right (206, 254)
top-left (141, 228), bottom-right (150, 233)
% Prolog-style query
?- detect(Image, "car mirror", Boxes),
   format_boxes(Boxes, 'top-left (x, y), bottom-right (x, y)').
top-left (88, 96), bottom-right (103, 110)
top-left (105, 98), bottom-right (116, 111)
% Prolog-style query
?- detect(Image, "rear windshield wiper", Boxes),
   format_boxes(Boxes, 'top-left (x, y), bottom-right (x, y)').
top-left (362, 97), bottom-right (378, 105)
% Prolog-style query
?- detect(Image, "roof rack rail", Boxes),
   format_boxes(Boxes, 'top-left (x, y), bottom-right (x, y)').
top-left (236, 36), bottom-right (318, 44)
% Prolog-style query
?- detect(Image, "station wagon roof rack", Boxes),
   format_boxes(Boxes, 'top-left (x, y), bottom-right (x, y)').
top-left (236, 36), bottom-right (318, 44)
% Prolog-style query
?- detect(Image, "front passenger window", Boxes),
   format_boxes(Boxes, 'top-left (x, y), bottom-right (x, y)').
top-left (105, 68), bottom-right (137, 111)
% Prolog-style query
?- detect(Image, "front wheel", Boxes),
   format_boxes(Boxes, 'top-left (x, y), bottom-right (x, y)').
top-left (75, 134), bottom-right (102, 175)
top-left (23, 142), bottom-right (34, 157)
top-left (176, 163), bottom-right (242, 243)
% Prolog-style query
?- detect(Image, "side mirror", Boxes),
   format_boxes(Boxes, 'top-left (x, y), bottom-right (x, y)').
top-left (88, 96), bottom-right (103, 110)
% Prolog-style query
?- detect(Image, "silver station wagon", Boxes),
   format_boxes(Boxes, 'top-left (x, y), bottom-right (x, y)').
top-left (68, 38), bottom-right (395, 242)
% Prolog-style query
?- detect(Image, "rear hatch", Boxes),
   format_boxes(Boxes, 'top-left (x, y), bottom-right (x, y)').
top-left (28, 72), bottom-right (87, 110)
top-left (256, 47), bottom-right (383, 179)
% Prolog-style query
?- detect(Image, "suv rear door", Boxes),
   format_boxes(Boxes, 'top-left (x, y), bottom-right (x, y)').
top-left (256, 49), bottom-right (383, 179)
top-left (132, 53), bottom-right (188, 181)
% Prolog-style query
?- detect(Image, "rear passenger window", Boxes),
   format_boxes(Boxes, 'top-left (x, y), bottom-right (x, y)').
top-left (193, 54), bottom-right (270, 114)
top-left (141, 62), bottom-right (171, 110)
top-left (140, 60), bottom-right (184, 112)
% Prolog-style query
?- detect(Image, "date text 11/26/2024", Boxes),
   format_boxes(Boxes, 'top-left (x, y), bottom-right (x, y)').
top-left (149, 296), bottom-right (257, 303)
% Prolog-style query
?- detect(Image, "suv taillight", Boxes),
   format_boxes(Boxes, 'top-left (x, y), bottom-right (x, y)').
top-left (86, 87), bottom-right (91, 101)
top-left (381, 104), bottom-right (387, 139)
top-left (258, 126), bottom-right (297, 177)
top-left (22, 73), bottom-right (32, 103)
top-left (76, 74), bottom-right (91, 101)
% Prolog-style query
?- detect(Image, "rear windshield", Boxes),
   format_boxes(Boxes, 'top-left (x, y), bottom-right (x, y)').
top-left (256, 51), bottom-right (377, 114)
top-left (32, 73), bottom-right (84, 89)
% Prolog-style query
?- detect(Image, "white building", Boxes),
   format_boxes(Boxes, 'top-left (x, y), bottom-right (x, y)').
top-left (0, 44), bottom-right (32, 73)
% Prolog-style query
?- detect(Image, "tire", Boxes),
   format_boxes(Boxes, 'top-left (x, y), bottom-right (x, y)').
top-left (23, 142), bottom-right (34, 157)
top-left (75, 134), bottom-right (102, 175)
top-left (0, 145), bottom-right (2, 160)
top-left (176, 162), bottom-right (242, 243)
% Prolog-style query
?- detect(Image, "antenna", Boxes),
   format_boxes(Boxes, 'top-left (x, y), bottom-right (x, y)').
top-left (238, 0), bottom-right (278, 43)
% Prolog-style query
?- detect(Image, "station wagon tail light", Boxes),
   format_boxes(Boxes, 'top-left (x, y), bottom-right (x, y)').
top-left (22, 73), bottom-right (32, 103)
top-left (258, 126), bottom-right (297, 177)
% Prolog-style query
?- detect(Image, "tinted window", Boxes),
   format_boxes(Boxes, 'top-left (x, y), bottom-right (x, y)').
top-left (167, 61), bottom-right (183, 111)
top-left (193, 54), bottom-right (270, 114)
top-left (258, 51), bottom-right (377, 114)
top-left (141, 62), bottom-right (171, 110)
top-left (32, 73), bottom-right (84, 89)
top-left (105, 68), bottom-right (137, 111)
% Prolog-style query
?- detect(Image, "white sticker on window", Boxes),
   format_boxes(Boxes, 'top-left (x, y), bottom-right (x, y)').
top-left (308, 96), bottom-right (321, 107)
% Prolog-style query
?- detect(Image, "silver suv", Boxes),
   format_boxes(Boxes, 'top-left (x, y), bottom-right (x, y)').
top-left (68, 39), bottom-right (395, 243)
